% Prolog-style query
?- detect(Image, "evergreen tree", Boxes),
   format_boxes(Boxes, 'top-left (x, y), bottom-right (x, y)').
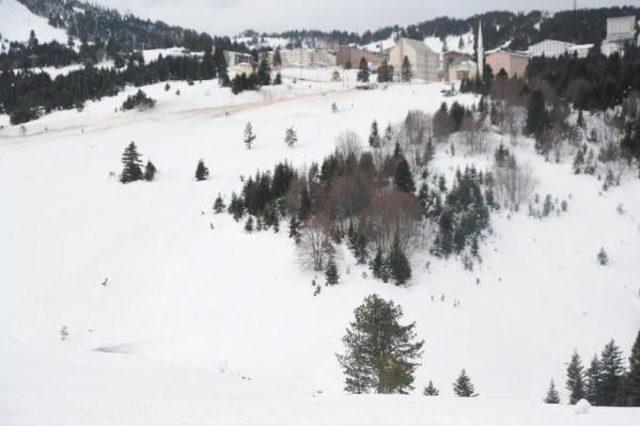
top-left (598, 340), bottom-right (624, 406)
top-left (377, 60), bottom-right (393, 83)
top-left (285, 127), bottom-right (298, 148)
top-left (273, 47), bottom-right (282, 67)
top-left (369, 120), bottom-right (381, 148)
top-left (195, 159), bottom-right (209, 181)
top-left (357, 57), bottom-right (370, 82)
top-left (213, 193), bottom-right (226, 213)
top-left (577, 109), bottom-right (585, 128)
top-left (143, 160), bottom-right (156, 181)
top-left (526, 90), bottom-right (550, 153)
top-left (544, 379), bottom-right (561, 404)
top-left (585, 354), bottom-right (603, 405)
top-left (273, 72), bottom-right (282, 85)
top-left (244, 216), bottom-right (254, 232)
top-left (394, 159), bottom-right (416, 194)
top-left (120, 142), bottom-right (143, 183)
top-left (597, 247), bottom-right (609, 266)
top-left (336, 294), bottom-right (424, 394)
top-left (626, 329), bottom-right (640, 406)
top-left (423, 380), bottom-right (440, 396)
top-left (244, 122), bottom-right (256, 149)
top-left (371, 247), bottom-right (386, 280)
top-left (424, 137), bottom-right (435, 165)
top-left (325, 256), bottom-right (339, 286)
top-left (453, 369), bottom-right (477, 397)
top-left (387, 236), bottom-right (411, 286)
top-left (257, 57), bottom-right (271, 86)
top-left (288, 215), bottom-right (301, 242)
top-left (353, 234), bottom-right (368, 265)
top-left (566, 351), bottom-right (586, 404)
top-left (401, 56), bottom-right (412, 82)
top-left (298, 186), bottom-right (312, 221)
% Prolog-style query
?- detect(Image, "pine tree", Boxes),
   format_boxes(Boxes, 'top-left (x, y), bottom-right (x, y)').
top-left (394, 159), bottom-right (416, 194)
top-left (544, 379), bottom-right (561, 404)
top-left (288, 215), bottom-right (301, 242)
top-left (144, 160), bottom-right (156, 181)
top-left (273, 47), bottom-right (282, 67)
top-left (577, 109), bottom-right (585, 128)
top-left (401, 56), bottom-right (412, 82)
top-left (598, 340), bottom-right (624, 406)
top-left (213, 193), bottom-right (226, 213)
top-left (627, 329), bottom-right (640, 406)
top-left (244, 216), bottom-right (254, 232)
top-left (424, 138), bottom-right (435, 165)
top-left (354, 234), bottom-right (368, 265)
top-left (371, 247), bottom-right (385, 280)
top-left (195, 159), bottom-right (209, 181)
top-left (284, 127), bottom-right (298, 148)
top-left (423, 380), bottom-right (440, 396)
top-left (120, 142), bottom-right (143, 183)
top-left (336, 294), bottom-right (424, 394)
top-left (273, 72), bottom-right (282, 85)
top-left (368, 120), bottom-right (381, 148)
top-left (244, 122), bottom-right (256, 149)
top-left (585, 354), bottom-right (603, 405)
top-left (566, 351), bottom-right (586, 404)
top-left (387, 236), bottom-right (411, 286)
top-left (597, 247), bottom-right (609, 266)
top-left (453, 369), bottom-right (477, 397)
top-left (325, 256), bottom-right (339, 286)
top-left (257, 57), bottom-right (271, 86)
top-left (357, 57), bottom-right (370, 83)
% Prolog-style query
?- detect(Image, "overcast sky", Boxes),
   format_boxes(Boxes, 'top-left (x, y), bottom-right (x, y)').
top-left (95, 0), bottom-right (632, 36)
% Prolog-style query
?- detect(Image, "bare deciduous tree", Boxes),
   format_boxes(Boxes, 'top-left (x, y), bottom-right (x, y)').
top-left (298, 215), bottom-right (332, 271)
top-left (493, 158), bottom-right (536, 210)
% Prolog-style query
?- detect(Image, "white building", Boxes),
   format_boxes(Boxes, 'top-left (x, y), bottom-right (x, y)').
top-left (605, 16), bottom-right (636, 44)
top-left (448, 60), bottom-right (477, 81)
top-left (567, 44), bottom-right (593, 58)
top-left (274, 48), bottom-right (336, 68)
top-left (527, 39), bottom-right (575, 58)
top-left (388, 38), bottom-right (440, 82)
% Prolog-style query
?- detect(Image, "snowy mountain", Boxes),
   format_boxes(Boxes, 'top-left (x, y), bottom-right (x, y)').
top-left (0, 0), bottom-right (68, 44)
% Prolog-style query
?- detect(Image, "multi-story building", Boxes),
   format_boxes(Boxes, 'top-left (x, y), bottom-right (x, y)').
top-left (388, 38), bottom-right (440, 82)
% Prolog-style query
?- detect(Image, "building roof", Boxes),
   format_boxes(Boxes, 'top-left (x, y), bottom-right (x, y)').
top-left (397, 37), bottom-right (437, 55)
top-left (486, 49), bottom-right (530, 58)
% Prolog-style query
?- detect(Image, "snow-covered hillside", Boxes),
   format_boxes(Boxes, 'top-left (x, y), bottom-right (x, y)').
top-left (1, 75), bottom-right (639, 425)
top-left (0, 0), bottom-right (68, 43)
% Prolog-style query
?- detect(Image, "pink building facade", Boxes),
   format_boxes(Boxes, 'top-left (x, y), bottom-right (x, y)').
top-left (485, 51), bottom-right (529, 78)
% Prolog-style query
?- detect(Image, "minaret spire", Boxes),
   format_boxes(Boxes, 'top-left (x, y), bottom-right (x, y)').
top-left (477, 21), bottom-right (484, 79)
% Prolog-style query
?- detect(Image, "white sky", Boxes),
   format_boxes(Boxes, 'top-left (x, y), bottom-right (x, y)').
top-left (95, 0), bottom-right (633, 36)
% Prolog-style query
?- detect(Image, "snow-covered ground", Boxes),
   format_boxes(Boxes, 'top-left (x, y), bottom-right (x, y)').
top-left (0, 76), bottom-right (639, 425)
top-left (0, 0), bottom-right (68, 44)
top-left (424, 31), bottom-right (475, 55)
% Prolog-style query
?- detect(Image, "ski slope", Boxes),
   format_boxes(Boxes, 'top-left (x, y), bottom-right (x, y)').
top-left (0, 0), bottom-right (68, 44)
top-left (0, 76), bottom-right (639, 425)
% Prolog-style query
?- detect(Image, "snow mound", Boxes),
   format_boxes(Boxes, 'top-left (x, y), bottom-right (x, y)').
top-left (0, 0), bottom-right (68, 44)
top-left (575, 399), bottom-right (591, 414)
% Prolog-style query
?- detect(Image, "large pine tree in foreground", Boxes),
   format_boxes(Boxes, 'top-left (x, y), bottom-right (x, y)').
top-left (337, 294), bottom-right (424, 394)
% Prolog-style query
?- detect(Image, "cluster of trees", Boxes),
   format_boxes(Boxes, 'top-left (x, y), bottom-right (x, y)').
top-left (527, 45), bottom-right (640, 112)
top-left (224, 106), bottom-right (498, 282)
top-left (563, 331), bottom-right (640, 406)
top-left (230, 58), bottom-right (281, 95)
top-left (0, 38), bottom-right (80, 70)
top-left (119, 142), bottom-right (156, 183)
top-left (121, 89), bottom-right (156, 111)
top-left (1, 49), bottom-right (229, 124)
top-left (119, 143), bottom-right (213, 183)
top-left (265, 7), bottom-right (639, 53)
top-left (18, 0), bottom-right (247, 53)
top-left (337, 294), bottom-right (478, 396)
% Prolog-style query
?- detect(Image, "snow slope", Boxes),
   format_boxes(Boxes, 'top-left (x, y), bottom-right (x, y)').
top-left (0, 0), bottom-right (68, 44)
top-left (0, 77), bottom-right (639, 424)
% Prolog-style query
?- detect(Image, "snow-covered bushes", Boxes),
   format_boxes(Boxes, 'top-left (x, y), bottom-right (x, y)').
top-left (492, 144), bottom-right (536, 210)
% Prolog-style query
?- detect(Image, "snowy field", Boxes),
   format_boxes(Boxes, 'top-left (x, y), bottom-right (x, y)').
top-left (1, 73), bottom-right (639, 425)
